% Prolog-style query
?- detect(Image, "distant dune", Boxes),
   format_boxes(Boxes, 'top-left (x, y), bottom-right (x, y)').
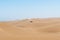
top-left (0, 18), bottom-right (60, 40)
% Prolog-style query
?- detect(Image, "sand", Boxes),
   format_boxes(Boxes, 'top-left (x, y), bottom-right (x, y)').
top-left (0, 18), bottom-right (60, 40)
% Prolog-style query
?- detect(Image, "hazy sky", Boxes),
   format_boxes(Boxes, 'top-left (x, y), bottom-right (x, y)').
top-left (0, 0), bottom-right (60, 21)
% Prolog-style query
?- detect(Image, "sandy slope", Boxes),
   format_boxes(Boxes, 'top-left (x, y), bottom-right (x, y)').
top-left (0, 18), bottom-right (60, 40)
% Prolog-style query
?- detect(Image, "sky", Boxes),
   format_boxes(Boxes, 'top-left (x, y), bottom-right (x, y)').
top-left (0, 0), bottom-right (60, 21)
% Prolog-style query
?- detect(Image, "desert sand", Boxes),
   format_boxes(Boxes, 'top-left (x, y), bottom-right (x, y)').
top-left (0, 18), bottom-right (60, 40)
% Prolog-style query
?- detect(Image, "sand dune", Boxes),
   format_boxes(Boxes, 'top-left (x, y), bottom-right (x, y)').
top-left (0, 18), bottom-right (60, 40)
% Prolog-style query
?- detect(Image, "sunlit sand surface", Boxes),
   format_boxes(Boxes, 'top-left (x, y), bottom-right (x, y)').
top-left (0, 18), bottom-right (60, 40)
